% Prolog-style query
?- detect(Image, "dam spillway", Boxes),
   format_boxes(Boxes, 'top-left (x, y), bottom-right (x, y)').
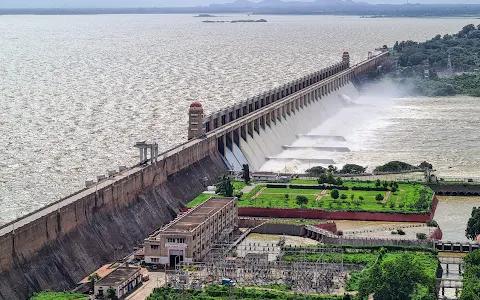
top-left (0, 50), bottom-right (389, 300)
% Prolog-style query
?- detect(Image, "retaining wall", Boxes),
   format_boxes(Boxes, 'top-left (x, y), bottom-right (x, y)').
top-left (239, 196), bottom-right (438, 222)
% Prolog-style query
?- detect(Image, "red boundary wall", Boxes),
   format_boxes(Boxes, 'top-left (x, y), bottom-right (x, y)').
top-left (238, 195), bottom-right (439, 223)
top-left (314, 222), bottom-right (337, 233)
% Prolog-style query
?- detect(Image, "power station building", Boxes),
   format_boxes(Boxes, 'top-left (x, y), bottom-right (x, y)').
top-left (143, 197), bottom-right (238, 266)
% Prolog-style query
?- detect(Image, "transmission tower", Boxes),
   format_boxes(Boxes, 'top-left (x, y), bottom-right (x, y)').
top-left (447, 50), bottom-right (453, 77)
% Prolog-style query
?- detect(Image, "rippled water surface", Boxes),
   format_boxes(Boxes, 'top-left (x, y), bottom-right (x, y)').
top-left (0, 14), bottom-right (479, 224)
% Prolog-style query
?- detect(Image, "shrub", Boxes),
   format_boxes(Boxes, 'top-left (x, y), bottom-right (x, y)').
top-left (375, 179), bottom-right (381, 187)
top-left (397, 229), bottom-right (406, 235)
top-left (426, 220), bottom-right (438, 227)
top-left (416, 233), bottom-right (427, 240)
top-left (359, 196), bottom-right (364, 201)
top-left (233, 190), bottom-right (243, 199)
top-left (340, 194), bottom-right (348, 200)
top-left (391, 231), bottom-right (398, 235)
top-left (376, 194), bottom-right (384, 201)
top-left (336, 230), bottom-right (344, 236)
top-left (295, 195), bottom-right (309, 207)
top-left (331, 189), bottom-right (340, 199)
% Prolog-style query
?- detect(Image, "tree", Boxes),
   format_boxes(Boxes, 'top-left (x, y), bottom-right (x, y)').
top-left (335, 177), bottom-right (343, 186)
top-left (88, 273), bottom-right (101, 291)
top-left (215, 176), bottom-right (233, 197)
top-left (376, 194), bottom-right (384, 201)
top-left (391, 186), bottom-right (397, 193)
top-left (328, 165), bottom-right (338, 173)
top-left (375, 179), bottom-right (381, 187)
top-left (331, 189), bottom-right (340, 200)
top-left (357, 254), bottom-right (429, 300)
top-left (340, 194), bottom-right (348, 200)
top-left (382, 181), bottom-right (389, 189)
top-left (326, 172), bottom-right (336, 184)
top-left (241, 164), bottom-right (250, 184)
top-left (107, 288), bottom-right (116, 299)
top-left (419, 161), bottom-right (433, 170)
top-left (306, 166), bottom-right (326, 177)
top-left (466, 207), bottom-right (480, 241)
top-left (464, 250), bottom-right (480, 267)
top-left (284, 194), bottom-right (289, 201)
top-left (296, 195), bottom-right (308, 208)
top-left (339, 164), bottom-right (366, 174)
top-left (318, 173), bottom-right (328, 184)
top-left (350, 194), bottom-right (355, 201)
top-left (359, 196), bottom-right (364, 201)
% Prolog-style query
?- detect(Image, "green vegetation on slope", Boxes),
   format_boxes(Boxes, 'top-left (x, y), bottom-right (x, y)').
top-left (391, 24), bottom-right (480, 97)
top-left (460, 250), bottom-right (480, 299)
top-left (147, 285), bottom-right (346, 299)
top-left (30, 292), bottom-right (87, 300)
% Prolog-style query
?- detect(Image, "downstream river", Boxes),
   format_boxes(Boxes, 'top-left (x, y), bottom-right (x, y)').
top-left (1, 14), bottom-right (479, 226)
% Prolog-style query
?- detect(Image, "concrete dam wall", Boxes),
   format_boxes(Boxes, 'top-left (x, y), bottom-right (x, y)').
top-left (230, 82), bottom-right (359, 171)
top-left (0, 138), bottom-right (227, 300)
top-left (0, 51), bottom-right (390, 300)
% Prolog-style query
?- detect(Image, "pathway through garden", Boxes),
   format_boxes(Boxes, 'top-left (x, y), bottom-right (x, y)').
top-left (251, 187), bottom-right (266, 200)
top-left (382, 191), bottom-right (391, 204)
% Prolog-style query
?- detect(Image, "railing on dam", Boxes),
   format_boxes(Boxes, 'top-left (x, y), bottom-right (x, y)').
top-left (202, 51), bottom-right (389, 136)
top-left (0, 51), bottom-right (389, 238)
top-left (202, 60), bottom-right (349, 134)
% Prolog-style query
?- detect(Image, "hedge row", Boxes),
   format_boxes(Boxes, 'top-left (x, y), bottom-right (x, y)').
top-left (282, 244), bottom-right (437, 255)
top-left (266, 184), bottom-right (288, 188)
top-left (351, 186), bottom-right (389, 191)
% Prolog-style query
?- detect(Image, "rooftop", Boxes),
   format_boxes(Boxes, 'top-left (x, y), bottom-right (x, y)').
top-left (154, 198), bottom-right (235, 235)
top-left (96, 266), bottom-right (140, 287)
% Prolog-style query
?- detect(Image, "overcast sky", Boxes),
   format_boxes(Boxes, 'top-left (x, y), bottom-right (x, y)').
top-left (1, 0), bottom-right (479, 8)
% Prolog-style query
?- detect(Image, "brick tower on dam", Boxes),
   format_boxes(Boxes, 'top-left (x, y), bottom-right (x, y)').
top-left (0, 50), bottom-right (390, 300)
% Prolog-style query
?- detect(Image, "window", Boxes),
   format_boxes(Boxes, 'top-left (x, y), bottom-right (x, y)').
top-left (151, 258), bottom-right (159, 263)
top-left (177, 238), bottom-right (185, 244)
top-left (150, 245), bottom-right (159, 250)
top-left (167, 238), bottom-right (175, 243)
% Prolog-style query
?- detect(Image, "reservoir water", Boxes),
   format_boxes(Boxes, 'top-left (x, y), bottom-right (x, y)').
top-left (1, 14), bottom-right (479, 227)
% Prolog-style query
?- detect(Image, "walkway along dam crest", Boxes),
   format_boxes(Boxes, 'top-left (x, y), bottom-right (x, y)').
top-left (0, 51), bottom-right (389, 300)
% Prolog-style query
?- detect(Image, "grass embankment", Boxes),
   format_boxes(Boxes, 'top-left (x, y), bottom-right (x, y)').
top-left (30, 292), bottom-right (88, 300)
top-left (186, 181), bottom-right (248, 208)
top-left (282, 245), bottom-right (438, 300)
top-left (187, 182), bottom-right (434, 213)
top-left (147, 285), bottom-right (345, 299)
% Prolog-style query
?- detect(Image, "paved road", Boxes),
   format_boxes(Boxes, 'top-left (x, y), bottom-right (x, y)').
top-left (126, 269), bottom-right (166, 300)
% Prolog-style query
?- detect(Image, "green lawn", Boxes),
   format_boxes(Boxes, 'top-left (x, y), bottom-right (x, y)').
top-left (186, 193), bottom-right (213, 208)
top-left (186, 181), bottom-right (434, 214)
top-left (237, 183), bottom-right (433, 213)
top-left (30, 292), bottom-right (88, 300)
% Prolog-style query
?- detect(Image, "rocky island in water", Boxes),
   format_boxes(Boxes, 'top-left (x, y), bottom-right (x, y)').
top-left (202, 19), bottom-right (267, 23)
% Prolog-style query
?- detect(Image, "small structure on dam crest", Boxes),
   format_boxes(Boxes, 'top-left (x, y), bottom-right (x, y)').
top-left (143, 197), bottom-right (238, 267)
top-left (188, 101), bottom-right (205, 140)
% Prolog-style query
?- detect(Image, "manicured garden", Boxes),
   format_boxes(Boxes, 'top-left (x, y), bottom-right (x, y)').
top-left (147, 285), bottom-right (348, 299)
top-left (237, 181), bottom-right (434, 214)
top-left (186, 179), bottom-right (435, 214)
top-left (30, 292), bottom-right (87, 300)
top-left (282, 245), bottom-right (439, 300)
